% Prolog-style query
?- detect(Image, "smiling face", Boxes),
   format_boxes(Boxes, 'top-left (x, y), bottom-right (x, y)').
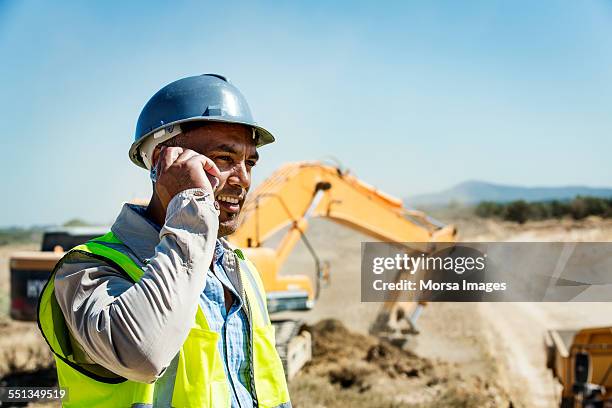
top-left (169, 122), bottom-right (259, 237)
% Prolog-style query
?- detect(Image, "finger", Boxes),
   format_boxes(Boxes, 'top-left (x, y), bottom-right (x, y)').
top-left (184, 156), bottom-right (221, 191)
top-left (183, 155), bottom-right (221, 179)
top-left (203, 159), bottom-right (221, 191)
top-left (174, 148), bottom-right (199, 164)
top-left (159, 146), bottom-right (183, 173)
top-left (200, 157), bottom-right (221, 179)
top-left (208, 175), bottom-right (220, 191)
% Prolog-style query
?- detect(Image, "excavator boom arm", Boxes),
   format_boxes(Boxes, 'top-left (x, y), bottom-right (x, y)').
top-left (229, 162), bottom-right (455, 249)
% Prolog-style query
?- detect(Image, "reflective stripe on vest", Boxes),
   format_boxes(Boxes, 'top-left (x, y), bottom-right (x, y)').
top-left (37, 232), bottom-right (290, 407)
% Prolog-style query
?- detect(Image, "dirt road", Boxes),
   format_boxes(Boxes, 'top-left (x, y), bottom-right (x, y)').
top-left (280, 216), bottom-right (612, 407)
top-left (478, 302), bottom-right (612, 408)
top-left (458, 217), bottom-right (612, 407)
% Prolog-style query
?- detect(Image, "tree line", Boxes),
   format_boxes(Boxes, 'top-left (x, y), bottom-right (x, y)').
top-left (475, 196), bottom-right (612, 224)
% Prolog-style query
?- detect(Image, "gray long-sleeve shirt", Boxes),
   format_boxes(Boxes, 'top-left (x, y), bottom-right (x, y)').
top-left (54, 188), bottom-right (221, 383)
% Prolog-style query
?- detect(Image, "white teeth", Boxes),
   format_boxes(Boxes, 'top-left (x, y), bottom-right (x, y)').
top-left (217, 195), bottom-right (239, 205)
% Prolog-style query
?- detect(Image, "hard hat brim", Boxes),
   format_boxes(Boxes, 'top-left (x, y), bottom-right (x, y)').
top-left (128, 117), bottom-right (275, 169)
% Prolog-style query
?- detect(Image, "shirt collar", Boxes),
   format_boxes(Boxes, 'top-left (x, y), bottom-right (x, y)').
top-left (110, 203), bottom-right (230, 266)
top-left (110, 203), bottom-right (162, 263)
top-left (214, 240), bottom-right (225, 264)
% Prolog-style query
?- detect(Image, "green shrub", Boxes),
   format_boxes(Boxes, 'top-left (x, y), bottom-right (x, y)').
top-left (474, 196), bottom-right (612, 223)
top-left (503, 200), bottom-right (530, 224)
top-left (475, 201), bottom-right (505, 218)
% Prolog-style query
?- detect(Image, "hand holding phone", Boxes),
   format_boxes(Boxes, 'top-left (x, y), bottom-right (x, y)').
top-left (151, 146), bottom-right (221, 210)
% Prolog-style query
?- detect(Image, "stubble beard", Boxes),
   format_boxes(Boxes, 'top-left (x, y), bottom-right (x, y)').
top-left (217, 213), bottom-right (240, 238)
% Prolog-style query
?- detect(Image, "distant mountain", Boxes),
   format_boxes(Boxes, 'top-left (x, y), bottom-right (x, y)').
top-left (407, 181), bottom-right (612, 206)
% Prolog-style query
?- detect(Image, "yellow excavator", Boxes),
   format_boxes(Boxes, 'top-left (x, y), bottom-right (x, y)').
top-left (10, 161), bottom-right (456, 378)
top-left (226, 161), bottom-right (456, 377)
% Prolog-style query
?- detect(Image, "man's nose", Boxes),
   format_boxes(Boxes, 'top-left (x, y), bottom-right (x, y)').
top-left (227, 161), bottom-right (250, 189)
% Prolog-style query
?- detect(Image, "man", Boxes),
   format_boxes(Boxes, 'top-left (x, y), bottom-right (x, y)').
top-left (38, 74), bottom-right (291, 407)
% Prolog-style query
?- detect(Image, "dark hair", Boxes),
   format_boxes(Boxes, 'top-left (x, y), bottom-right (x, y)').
top-left (161, 121), bottom-right (256, 148)
top-left (179, 121), bottom-right (209, 135)
top-left (159, 122), bottom-right (209, 148)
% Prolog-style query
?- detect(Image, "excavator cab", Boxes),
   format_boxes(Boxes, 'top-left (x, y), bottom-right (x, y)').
top-left (546, 327), bottom-right (612, 407)
top-left (572, 351), bottom-right (606, 407)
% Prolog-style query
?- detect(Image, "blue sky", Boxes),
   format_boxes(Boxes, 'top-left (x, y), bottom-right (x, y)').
top-left (1, 0), bottom-right (611, 227)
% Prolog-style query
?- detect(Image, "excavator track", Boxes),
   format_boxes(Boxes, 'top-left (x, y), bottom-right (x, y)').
top-left (272, 319), bottom-right (312, 380)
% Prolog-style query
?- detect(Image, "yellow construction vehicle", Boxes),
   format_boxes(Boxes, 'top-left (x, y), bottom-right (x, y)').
top-left (546, 327), bottom-right (612, 407)
top-left (229, 161), bottom-right (455, 301)
top-left (227, 161), bottom-right (456, 376)
top-left (10, 161), bottom-right (456, 378)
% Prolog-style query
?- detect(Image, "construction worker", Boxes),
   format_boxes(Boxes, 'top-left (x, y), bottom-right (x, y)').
top-left (38, 74), bottom-right (291, 407)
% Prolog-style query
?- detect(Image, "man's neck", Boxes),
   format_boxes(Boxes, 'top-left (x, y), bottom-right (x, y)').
top-left (145, 194), bottom-right (166, 228)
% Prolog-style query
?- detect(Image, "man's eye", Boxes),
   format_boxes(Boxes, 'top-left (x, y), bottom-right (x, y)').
top-left (246, 160), bottom-right (257, 167)
top-left (217, 155), bottom-right (232, 162)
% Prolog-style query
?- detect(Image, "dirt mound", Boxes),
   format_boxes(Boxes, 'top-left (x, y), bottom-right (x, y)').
top-left (311, 319), bottom-right (432, 388)
top-left (290, 319), bottom-right (511, 408)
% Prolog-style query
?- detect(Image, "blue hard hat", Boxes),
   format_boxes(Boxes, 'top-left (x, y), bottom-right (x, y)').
top-left (129, 74), bottom-right (275, 168)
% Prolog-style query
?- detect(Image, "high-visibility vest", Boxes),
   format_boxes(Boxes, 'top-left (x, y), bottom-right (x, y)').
top-left (37, 232), bottom-right (291, 407)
